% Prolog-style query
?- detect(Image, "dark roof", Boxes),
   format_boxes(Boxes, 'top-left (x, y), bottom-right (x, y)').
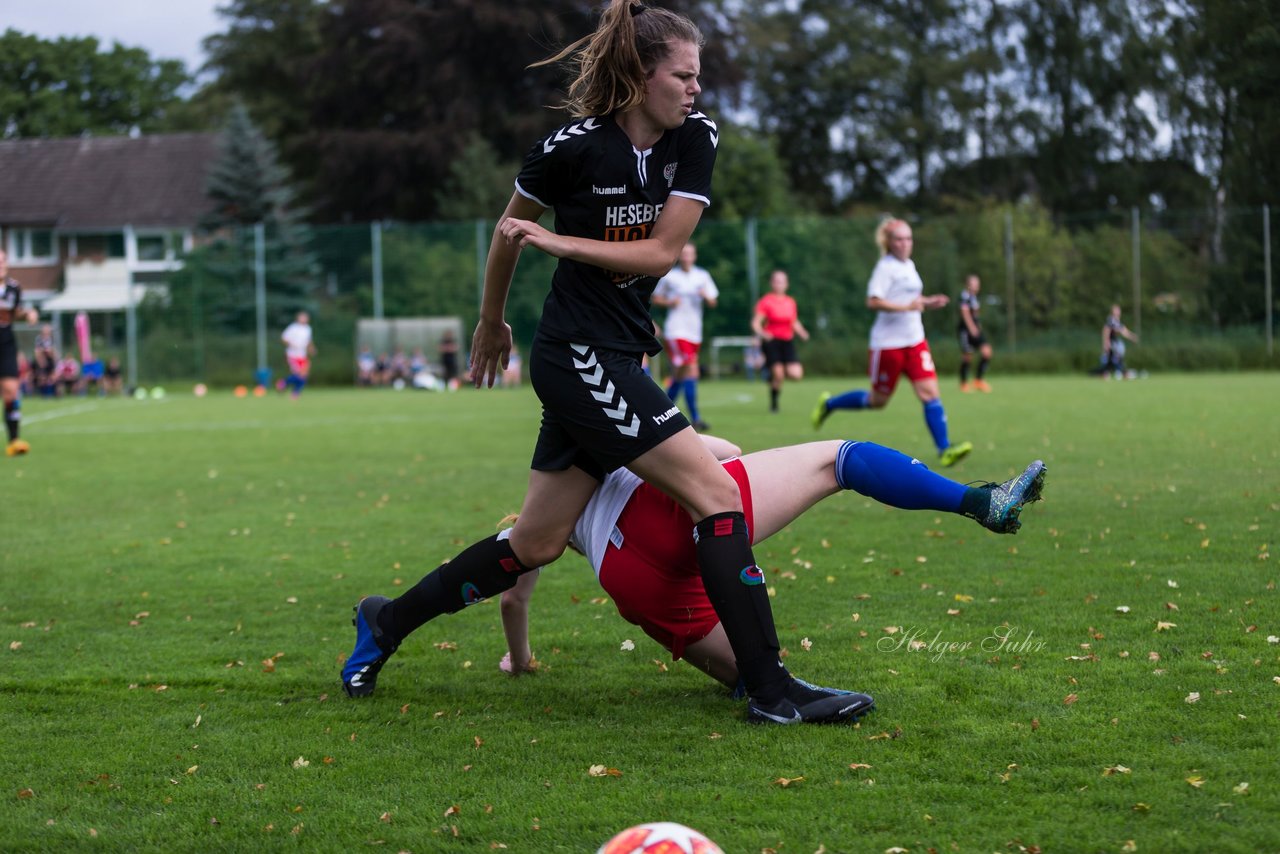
top-left (0, 133), bottom-right (219, 230)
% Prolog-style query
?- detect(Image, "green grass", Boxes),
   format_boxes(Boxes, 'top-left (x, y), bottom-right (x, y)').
top-left (2, 375), bottom-right (1278, 852)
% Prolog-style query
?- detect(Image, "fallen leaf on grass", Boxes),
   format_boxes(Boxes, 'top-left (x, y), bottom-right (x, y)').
top-left (1155, 621), bottom-right (1176, 632)
top-left (1234, 782), bottom-right (1249, 795)
top-left (1103, 765), bottom-right (1131, 776)
top-left (1185, 693), bottom-right (1200, 704)
top-left (1186, 775), bottom-right (1206, 788)
top-left (379, 812), bottom-right (392, 823)
top-left (772, 776), bottom-right (804, 787)
top-left (800, 638), bottom-right (813, 652)
top-left (620, 639), bottom-right (635, 651)
top-left (444, 805), bottom-right (460, 817)
top-left (587, 765), bottom-right (621, 777)
top-left (1122, 841), bottom-right (1137, 852)
top-left (849, 763), bottom-right (873, 771)
top-left (291, 757), bottom-right (309, 769)
top-left (17, 788), bottom-right (34, 800)
top-left (1064, 693), bottom-right (1079, 705)
top-left (1132, 803), bottom-right (1151, 812)
top-left (8, 642), bottom-right (21, 651)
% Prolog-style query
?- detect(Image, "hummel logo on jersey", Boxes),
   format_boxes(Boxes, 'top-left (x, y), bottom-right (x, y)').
top-left (541, 117), bottom-right (601, 153)
top-left (652, 405), bottom-right (681, 426)
top-left (593, 185), bottom-right (626, 195)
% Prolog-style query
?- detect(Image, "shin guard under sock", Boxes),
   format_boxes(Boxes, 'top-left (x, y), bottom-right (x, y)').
top-left (923, 399), bottom-right (950, 453)
top-left (835, 441), bottom-right (967, 512)
top-left (380, 532), bottom-right (532, 641)
top-left (694, 512), bottom-right (787, 704)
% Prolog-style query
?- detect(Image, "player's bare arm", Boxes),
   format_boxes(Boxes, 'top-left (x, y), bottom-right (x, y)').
top-left (499, 195), bottom-right (705, 279)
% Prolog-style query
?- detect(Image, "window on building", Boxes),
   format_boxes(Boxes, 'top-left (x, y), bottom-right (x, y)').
top-left (6, 228), bottom-right (58, 263)
top-left (137, 234), bottom-right (167, 261)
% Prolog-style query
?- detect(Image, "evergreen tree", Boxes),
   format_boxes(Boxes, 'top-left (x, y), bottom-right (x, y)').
top-left (196, 102), bottom-right (316, 332)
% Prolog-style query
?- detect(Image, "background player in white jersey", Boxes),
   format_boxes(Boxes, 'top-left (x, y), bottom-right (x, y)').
top-left (0, 249), bottom-right (38, 456)
top-left (280, 311), bottom-right (315, 398)
top-left (810, 218), bottom-right (973, 467)
top-left (651, 242), bottom-right (718, 430)
top-left (496, 433), bottom-right (1045, 709)
top-left (957, 274), bottom-right (993, 392)
top-left (343, 1), bottom-right (861, 726)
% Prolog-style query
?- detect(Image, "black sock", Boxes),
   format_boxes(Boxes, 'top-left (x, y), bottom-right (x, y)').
top-left (977, 358), bottom-right (989, 380)
top-left (769, 387), bottom-right (779, 412)
top-left (694, 512), bottom-right (787, 704)
top-left (4, 400), bottom-right (17, 442)
top-left (960, 362), bottom-right (970, 384)
top-left (959, 486), bottom-right (991, 520)
top-left (380, 533), bottom-right (533, 641)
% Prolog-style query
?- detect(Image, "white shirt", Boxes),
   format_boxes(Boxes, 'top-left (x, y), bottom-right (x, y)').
top-left (281, 322), bottom-right (313, 358)
top-left (653, 265), bottom-right (718, 344)
top-left (569, 468), bottom-right (644, 577)
top-left (867, 255), bottom-right (926, 350)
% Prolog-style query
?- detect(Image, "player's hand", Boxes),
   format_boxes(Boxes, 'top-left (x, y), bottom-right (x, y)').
top-left (471, 317), bottom-right (513, 389)
top-left (499, 217), bottom-right (569, 258)
top-left (923, 294), bottom-right (950, 309)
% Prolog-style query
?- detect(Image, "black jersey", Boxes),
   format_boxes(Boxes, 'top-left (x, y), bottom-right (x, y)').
top-left (1, 277), bottom-right (21, 328)
top-left (515, 111), bottom-right (718, 355)
top-left (957, 289), bottom-right (981, 332)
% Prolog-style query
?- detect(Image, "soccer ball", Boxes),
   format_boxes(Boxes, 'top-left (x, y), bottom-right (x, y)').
top-left (193, 383), bottom-right (208, 398)
top-left (597, 822), bottom-right (723, 854)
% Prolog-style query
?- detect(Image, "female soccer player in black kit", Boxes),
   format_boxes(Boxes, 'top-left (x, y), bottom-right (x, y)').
top-left (0, 249), bottom-right (37, 456)
top-left (342, 1), bottom-right (868, 725)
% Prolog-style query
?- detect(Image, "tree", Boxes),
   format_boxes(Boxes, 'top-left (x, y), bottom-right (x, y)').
top-left (193, 101), bottom-right (316, 331)
top-left (0, 29), bottom-right (190, 137)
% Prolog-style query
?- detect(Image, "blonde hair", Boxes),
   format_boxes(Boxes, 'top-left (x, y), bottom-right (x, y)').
top-left (531, 1), bottom-right (704, 118)
top-left (875, 218), bottom-right (909, 255)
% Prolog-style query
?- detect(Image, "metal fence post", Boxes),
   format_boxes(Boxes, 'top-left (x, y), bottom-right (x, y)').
top-left (371, 220), bottom-right (384, 320)
top-left (475, 218), bottom-right (487, 314)
top-left (1266, 203), bottom-right (1273, 357)
top-left (254, 222), bottom-right (267, 376)
top-left (1004, 210), bottom-right (1015, 353)
top-left (1132, 206), bottom-right (1142, 338)
top-left (745, 217), bottom-right (759, 306)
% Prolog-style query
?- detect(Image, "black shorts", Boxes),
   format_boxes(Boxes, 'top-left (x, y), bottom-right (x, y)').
top-left (958, 329), bottom-right (987, 354)
top-left (528, 333), bottom-right (689, 480)
top-left (0, 327), bottom-right (17, 379)
top-left (761, 338), bottom-right (799, 367)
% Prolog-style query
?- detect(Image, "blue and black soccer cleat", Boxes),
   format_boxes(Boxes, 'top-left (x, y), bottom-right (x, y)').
top-left (342, 595), bottom-right (399, 698)
top-left (976, 460), bottom-right (1047, 534)
top-left (746, 677), bottom-right (875, 725)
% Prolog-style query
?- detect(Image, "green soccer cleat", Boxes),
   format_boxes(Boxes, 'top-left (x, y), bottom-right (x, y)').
top-left (810, 392), bottom-right (832, 430)
top-left (938, 441), bottom-right (973, 467)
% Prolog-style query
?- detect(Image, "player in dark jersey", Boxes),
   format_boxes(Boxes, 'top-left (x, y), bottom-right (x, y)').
top-left (957, 274), bottom-right (993, 392)
top-left (1092, 303), bottom-right (1138, 378)
top-left (342, 1), bottom-right (863, 725)
top-left (0, 249), bottom-right (38, 456)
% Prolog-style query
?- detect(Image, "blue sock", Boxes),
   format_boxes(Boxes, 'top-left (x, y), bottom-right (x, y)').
top-left (293, 377), bottom-right (306, 395)
top-left (835, 441), bottom-right (966, 512)
top-left (923, 399), bottom-right (950, 453)
top-left (666, 379), bottom-right (680, 402)
top-left (684, 379), bottom-right (700, 422)
top-left (827, 389), bottom-right (870, 411)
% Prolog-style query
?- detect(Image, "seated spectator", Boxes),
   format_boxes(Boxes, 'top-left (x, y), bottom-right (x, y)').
top-left (34, 349), bottom-right (58, 398)
top-left (389, 349), bottom-right (411, 384)
top-left (374, 352), bottom-right (391, 386)
top-left (81, 358), bottom-right (105, 396)
top-left (410, 348), bottom-right (428, 377)
top-left (102, 357), bottom-right (123, 396)
top-left (56, 356), bottom-right (81, 397)
top-left (357, 346), bottom-right (377, 386)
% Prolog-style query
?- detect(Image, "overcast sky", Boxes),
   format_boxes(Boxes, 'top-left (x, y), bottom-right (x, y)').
top-left (5, 0), bottom-right (224, 74)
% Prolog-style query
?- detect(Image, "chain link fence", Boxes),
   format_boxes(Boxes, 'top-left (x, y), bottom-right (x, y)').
top-left (45, 204), bottom-right (1276, 386)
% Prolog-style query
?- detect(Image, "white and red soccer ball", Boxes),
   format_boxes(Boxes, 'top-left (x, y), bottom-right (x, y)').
top-left (597, 821), bottom-right (723, 854)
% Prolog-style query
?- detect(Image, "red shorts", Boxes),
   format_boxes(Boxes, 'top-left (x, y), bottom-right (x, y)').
top-left (665, 338), bottom-right (701, 368)
top-left (287, 355), bottom-right (311, 376)
top-left (597, 459), bottom-right (754, 660)
top-left (868, 340), bottom-right (936, 396)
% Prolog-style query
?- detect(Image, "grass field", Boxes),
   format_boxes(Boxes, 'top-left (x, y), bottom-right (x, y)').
top-left (2, 374), bottom-right (1278, 852)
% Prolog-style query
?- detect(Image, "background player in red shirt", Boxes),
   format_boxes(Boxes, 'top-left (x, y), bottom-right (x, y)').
top-left (751, 269), bottom-right (810, 413)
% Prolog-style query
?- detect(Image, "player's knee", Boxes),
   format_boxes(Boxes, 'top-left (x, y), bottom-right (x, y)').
top-left (509, 534), bottom-right (566, 569)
